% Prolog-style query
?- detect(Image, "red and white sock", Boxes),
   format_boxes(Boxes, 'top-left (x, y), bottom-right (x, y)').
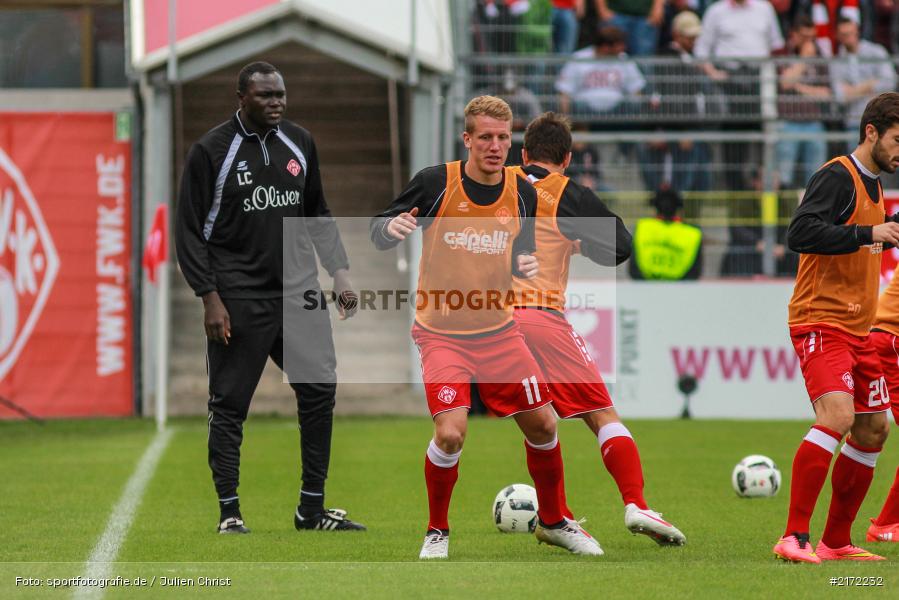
top-left (822, 438), bottom-right (881, 548)
top-left (424, 440), bottom-right (460, 531)
top-left (525, 436), bottom-right (566, 526)
top-left (784, 425), bottom-right (841, 536)
top-left (598, 422), bottom-right (647, 509)
top-left (874, 465), bottom-right (899, 526)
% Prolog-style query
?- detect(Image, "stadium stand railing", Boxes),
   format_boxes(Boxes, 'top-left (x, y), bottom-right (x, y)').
top-left (447, 0), bottom-right (899, 277)
top-left (452, 5), bottom-right (899, 278)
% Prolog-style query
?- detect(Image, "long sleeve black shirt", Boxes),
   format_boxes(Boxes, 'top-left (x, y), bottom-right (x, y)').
top-left (175, 112), bottom-right (348, 299)
top-left (787, 155), bottom-right (891, 255)
top-left (370, 162), bottom-right (538, 276)
top-left (520, 164), bottom-right (633, 266)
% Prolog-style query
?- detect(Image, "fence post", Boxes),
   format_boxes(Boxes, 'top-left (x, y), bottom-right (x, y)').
top-left (760, 60), bottom-right (778, 277)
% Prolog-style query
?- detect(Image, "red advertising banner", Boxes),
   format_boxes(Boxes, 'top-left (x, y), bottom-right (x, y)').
top-left (0, 113), bottom-right (132, 418)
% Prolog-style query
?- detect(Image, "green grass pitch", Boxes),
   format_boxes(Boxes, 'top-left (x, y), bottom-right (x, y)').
top-left (2, 416), bottom-right (898, 598)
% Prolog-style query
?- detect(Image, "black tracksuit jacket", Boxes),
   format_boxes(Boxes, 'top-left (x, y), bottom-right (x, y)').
top-left (176, 112), bottom-right (348, 299)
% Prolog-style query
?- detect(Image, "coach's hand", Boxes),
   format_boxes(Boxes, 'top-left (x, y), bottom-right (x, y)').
top-left (386, 207), bottom-right (419, 241)
top-left (333, 268), bottom-right (358, 320)
top-left (873, 222), bottom-right (899, 245)
top-left (517, 254), bottom-right (538, 279)
top-left (203, 291), bottom-right (231, 345)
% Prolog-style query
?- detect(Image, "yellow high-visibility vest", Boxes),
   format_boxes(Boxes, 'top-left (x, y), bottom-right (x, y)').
top-left (633, 218), bottom-right (702, 280)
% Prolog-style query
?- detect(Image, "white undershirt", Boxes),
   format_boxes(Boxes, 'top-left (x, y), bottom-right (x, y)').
top-left (850, 153), bottom-right (880, 179)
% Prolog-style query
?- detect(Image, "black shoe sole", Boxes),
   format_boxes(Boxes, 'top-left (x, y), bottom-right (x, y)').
top-left (294, 513), bottom-right (366, 531)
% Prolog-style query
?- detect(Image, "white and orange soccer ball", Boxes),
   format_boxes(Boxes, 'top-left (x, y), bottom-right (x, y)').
top-left (732, 455), bottom-right (782, 498)
top-left (493, 484), bottom-right (539, 533)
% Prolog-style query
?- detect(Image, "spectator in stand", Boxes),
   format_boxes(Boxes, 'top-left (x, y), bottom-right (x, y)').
top-left (769, 0), bottom-right (795, 41)
top-left (518, 0), bottom-right (553, 54)
top-left (553, 1), bottom-right (585, 54)
top-left (472, 1), bottom-right (534, 94)
top-left (811, 0), bottom-right (862, 56)
top-left (506, 69), bottom-right (545, 130)
top-left (575, 0), bottom-right (601, 48)
top-left (693, 0), bottom-right (785, 78)
top-left (568, 124), bottom-right (604, 189)
top-left (629, 188), bottom-right (703, 280)
top-left (693, 0), bottom-right (784, 191)
top-left (775, 16), bottom-right (833, 190)
top-left (555, 26), bottom-right (646, 123)
top-left (830, 17), bottom-right (897, 145)
top-left (474, 0), bottom-right (533, 54)
top-left (515, 1), bottom-right (554, 101)
top-left (872, 0), bottom-right (898, 52)
top-left (641, 11), bottom-right (713, 192)
top-left (658, 0), bottom-right (709, 50)
top-left (595, 0), bottom-right (666, 56)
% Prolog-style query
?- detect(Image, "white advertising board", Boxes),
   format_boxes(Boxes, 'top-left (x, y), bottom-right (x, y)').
top-left (567, 281), bottom-right (812, 420)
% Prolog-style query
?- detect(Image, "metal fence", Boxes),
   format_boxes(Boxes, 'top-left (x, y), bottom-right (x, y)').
top-left (447, 50), bottom-right (899, 278)
top-left (465, 1), bottom-right (899, 56)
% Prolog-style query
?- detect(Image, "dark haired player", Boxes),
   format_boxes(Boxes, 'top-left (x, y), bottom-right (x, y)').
top-left (776, 92), bottom-right (899, 562)
top-left (510, 111), bottom-right (686, 546)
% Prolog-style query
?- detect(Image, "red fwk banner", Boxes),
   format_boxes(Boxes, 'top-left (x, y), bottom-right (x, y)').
top-left (0, 113), bottom-right (132, 418)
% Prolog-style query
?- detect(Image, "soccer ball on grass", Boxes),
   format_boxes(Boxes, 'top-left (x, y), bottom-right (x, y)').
top-left (732, 454), bottom-right (781, 498)
top-left (493, 483), bottom-right (539, 533)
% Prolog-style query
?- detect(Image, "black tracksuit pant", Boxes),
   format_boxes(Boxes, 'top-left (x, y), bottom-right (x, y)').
top-left (206, 295), bottom-right (336, 505)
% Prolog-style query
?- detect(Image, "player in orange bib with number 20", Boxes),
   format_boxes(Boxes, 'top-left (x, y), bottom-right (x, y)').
top-left (776, 93), bottom-right (899, 563)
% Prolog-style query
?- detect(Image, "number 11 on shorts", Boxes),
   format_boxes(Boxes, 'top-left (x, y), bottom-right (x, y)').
top-left (522, 375), bottom-right (543, 405)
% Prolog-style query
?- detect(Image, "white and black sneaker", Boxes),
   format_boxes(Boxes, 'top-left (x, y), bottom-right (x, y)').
top-left (624, 503), bottom-right (686, 546)
top-left (535, 519), bottom-right (603, 555)
top-left (419, 529), bottom-right (449, 559)
top-left (218, 516), bottom-right (250, 534)
top-left (294, 508), bottom-right (366, 531)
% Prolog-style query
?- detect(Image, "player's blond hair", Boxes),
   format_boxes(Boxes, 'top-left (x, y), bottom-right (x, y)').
top-left (464, 95), bottom-right (513, 133)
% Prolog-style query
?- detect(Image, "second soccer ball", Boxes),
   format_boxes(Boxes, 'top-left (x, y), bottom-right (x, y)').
top-left (732, 454), bottom-right (782, 498)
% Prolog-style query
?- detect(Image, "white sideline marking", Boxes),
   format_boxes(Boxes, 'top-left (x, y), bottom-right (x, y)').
top-left (72, 428), bottom-right (174, 600)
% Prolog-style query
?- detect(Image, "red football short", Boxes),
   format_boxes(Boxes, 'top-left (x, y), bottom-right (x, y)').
top-left (790, 325), bottom-right (890, 414)
top-left (869, 330), bottom-right (899, 424)
top-left (411, 322), bottom-right (551, 418)
top-left (514, 307), bottom-right (613, 419)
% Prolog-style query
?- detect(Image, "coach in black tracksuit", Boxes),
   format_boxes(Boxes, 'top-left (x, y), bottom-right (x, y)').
top-left (175, 62), bottom-right (365, 533)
